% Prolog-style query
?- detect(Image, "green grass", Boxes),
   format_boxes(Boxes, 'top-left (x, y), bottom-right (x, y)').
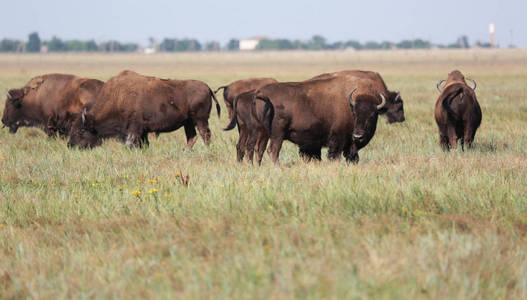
top-left (1, 50), bottom-right (526, 299)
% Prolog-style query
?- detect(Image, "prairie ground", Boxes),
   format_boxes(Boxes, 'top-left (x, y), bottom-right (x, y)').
top-left (0, 49), bottom-right (526, 299)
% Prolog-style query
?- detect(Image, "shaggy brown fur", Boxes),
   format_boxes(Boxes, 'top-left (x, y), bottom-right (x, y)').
top-left (434, 70), bottom-right (482, 150)
top-left (310, 70), bottom-right (405, 123)
top-left (68, 70), bottom-right (220, 149)
top-left (251, 77), bottom-right (387, 164)
top-left (2, 74), bottom-right (103, 137)
top-left (214, 78), bottom-right (277, 119)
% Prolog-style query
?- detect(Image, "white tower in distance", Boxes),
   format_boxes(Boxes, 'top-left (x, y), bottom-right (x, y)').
top-left (489, 23), bottom-right (496, 48)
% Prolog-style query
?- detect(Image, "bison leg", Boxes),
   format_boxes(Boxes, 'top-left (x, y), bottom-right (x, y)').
top-left (344, 144), bottom-right (359, 164)
top-left (140, 131), bottom-right (150, 147)
top-left (183, 119), bottom-right (198, 150)
top-left (195, 119), bottom-right (212, 146)
top-left (254, 128), bottom-right (270, 166)
top-left (299, 145), bottom-right (322, 161)
top-left (236, 125), bottom-right (248, 162)
top-left (447, 125), bottom-right (458, 150)
top-left (125, 132), bottom-right (141, 148)
top-left (463, 129), bottom-right (476, 150)
top-left (327, 134), bottom-right (344, 160)
top-left (268, 136), bottom-right (284, 165)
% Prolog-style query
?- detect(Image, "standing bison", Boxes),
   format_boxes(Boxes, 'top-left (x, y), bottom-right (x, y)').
top-left (434, 70), bottom-right (481, 150)
top-left (252, 77), bottom-right (387, 164)
top-left (214, 78), bottom-right (277, 119)
top-left (223, 90), bottom-right (268, 163)
top-left (310, 70), bottom-right (405, 123)
top-left (2, 74), bottom-right (103, 138)
top-left (68, 70), bottom-right (220, 149)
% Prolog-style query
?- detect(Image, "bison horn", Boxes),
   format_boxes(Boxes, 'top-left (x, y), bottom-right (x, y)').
top-left (467, 78), bottom-right (477, 90)
top-left (81, 108), bottom-right (87, 124)
top-left (6, 91), bottom-right (12, 100)
top-left (436, 80), bottom-right (445, 92)
top-left (377, 94), bottom-right (387, 110)
top-left (394, 92), bottom-right (401, 102)
top-left (348, 88), bottom-right (357, 110)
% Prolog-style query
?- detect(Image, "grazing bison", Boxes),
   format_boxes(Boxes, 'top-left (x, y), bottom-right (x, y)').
top-left (2, 74), bottom-right (103, 137)
top-left (251, 77), bottom-right (387, 164)
top-left (310, 70), bottom-right (405, 123)
top-left (214, 78), bottom-right (277, 119)
top-left (224, 90), bottom-right (269, 163)
top-left (434, 70), bottom-right (481, 150)
top-left (68, 70), bottom-right (220, 149)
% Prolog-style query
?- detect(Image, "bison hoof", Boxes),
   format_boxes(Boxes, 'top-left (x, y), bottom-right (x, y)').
top-left (346, 153), bottom-right (359, 164)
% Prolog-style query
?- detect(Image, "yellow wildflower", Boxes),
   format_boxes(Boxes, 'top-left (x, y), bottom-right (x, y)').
top-left (131, 190), bottom-right (141, 196)
top-left (0, 157), bottom-right (5, 160)
top-left (148, 179), bottom-right (158, 184)
top-left (218, 184), bottom-right (224, 188)
top-left (91, 183), bottom-right (101, 187)
top-left (268, 205), bottom-right (274, 211)
top-left (175, 172), bottom-right (181, 178)
top-left (402, 206), bottom-right (408, 212)
top-left (148, 188), bottom-right (159, 194)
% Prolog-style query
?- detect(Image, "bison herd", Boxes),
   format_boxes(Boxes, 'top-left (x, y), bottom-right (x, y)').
top-left (2, 69), bottom-right (481, 164)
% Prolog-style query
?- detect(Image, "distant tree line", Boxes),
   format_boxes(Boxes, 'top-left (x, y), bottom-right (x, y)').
top-left (0, 32), bottom-right (492, 53)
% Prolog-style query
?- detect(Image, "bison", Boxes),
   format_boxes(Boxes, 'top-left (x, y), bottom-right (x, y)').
top-left (68, 70), bottom-right (220, 149)
top-left (251, 77), bottom-right (387, 164)
top-left (434, 70), bottom-right (481, 150)
top-left (223, 90), bottom-right (269, 163)
top-left (214, 78), bottom-right (277, 119)
top-left (310, 70), bottom-right (405, 123)
top-left (2, 74), bottom-right (103, 138)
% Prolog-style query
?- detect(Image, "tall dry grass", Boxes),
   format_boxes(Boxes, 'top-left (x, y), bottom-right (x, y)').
top-left (0, 49), bottom-right (526, 299)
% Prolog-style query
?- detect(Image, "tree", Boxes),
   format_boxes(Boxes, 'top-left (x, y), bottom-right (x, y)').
top-left (47, 36), bottom-right (65, 52)
top-left (27, 32), bottom-right (41, 52)
top-left (226, 39), bottom-right (239, 51)
top-left (306, 35), bottom-right (326, 50)
top-left (205, 41), bottom-right (220, 51)
top-left (0, 39), bottom-right (22, 52)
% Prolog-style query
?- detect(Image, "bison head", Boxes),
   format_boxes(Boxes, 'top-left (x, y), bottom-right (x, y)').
top-left (383, 91), bottom-right (405, 123)
top-left (68, 109), bottom-right (101, 149)
top-left (348, 90), bottom-right (386, 145)
top-left (2, 89), bottom-right (25, 133)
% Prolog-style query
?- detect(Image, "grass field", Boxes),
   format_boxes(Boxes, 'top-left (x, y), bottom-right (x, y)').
top-left (0, 49), bottom-right (526, 299)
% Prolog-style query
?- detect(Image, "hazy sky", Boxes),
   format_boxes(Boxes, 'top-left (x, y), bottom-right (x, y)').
top-left (1, 0), bottom-right (525, 47)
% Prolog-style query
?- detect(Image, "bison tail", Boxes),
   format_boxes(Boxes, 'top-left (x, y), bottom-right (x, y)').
top-left (224, 95), bottom-right (240, 131)
top-left (442, 87), bottom-right (465, 119)
top-left (209, 89), bottom-right (221, 118)
top-left (213, 86), bottom-right (227, 94)
top-left (254, 95), bottom-right (274, 134)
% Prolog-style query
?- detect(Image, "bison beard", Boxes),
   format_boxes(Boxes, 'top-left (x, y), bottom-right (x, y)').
top-left (68, 71), bottom-right (220, 149)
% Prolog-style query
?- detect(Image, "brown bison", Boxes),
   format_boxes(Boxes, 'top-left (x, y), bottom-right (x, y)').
top-left (310, 70), bottom-right (405, 123)
top-left (251, 77), bottom-right (387, 164)
top-left (214, 78), bottom-right (277, 119)
top-left (68, 70), bottom-right (220, 149)
top-left (2, 74), bottom-right (103, 137)
top-left (223, 90), bottom-right (269, 163)
top-left (434, 70), bottom-right (481, 150)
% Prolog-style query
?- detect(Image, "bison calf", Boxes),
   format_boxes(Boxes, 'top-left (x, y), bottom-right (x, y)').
top-left (434, 70), bottom-right (482, 150)
top-left (68, 70), bottom-right (220, 149)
